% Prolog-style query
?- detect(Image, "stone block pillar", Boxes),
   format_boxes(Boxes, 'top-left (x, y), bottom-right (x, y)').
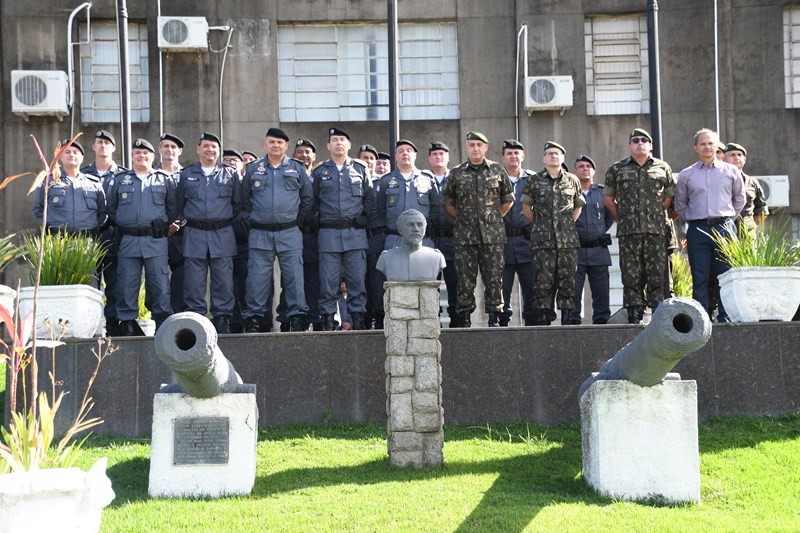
top-left (384, 280), bottom-right (443, 468)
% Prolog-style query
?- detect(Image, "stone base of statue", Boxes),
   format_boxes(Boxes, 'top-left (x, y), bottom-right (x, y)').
top-left (384, 281), bottom-right (444, 468)
top-left (148, 385), bottom-right (258, 498)
top-left (580, 379), bottom-right (700, 503)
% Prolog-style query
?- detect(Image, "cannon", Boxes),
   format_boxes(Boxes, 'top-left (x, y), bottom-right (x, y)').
top-left (578, 297), bottom-right (711, 397)
top-left (154, 312), bottom-right (243, 398)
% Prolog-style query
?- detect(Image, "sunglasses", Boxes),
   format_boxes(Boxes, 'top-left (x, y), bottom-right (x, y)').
top-left (629, 137), bottom-right (650, 144)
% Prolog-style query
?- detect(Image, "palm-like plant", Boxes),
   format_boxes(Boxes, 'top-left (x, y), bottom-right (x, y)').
top-left (708, 219), bottom-right (800, 268)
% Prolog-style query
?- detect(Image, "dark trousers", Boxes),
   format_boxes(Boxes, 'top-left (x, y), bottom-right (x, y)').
top-left (572, 264), bottom-right (610, 323)
top-left (501, 261), bottom-right (535, 322)
top-left (686, 220), bottom-right (734, 320)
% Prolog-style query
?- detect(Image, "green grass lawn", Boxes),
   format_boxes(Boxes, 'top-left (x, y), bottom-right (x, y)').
top-left (74, 414), bottom-right (800, 532)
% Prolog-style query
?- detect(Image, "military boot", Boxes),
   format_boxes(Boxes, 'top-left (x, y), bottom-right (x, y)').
top-left (459, 311), bottom-right (472, 328)
top-left (289, 315), bottom-right (306, 332)
top-left (212, 315), bottom-right (231, 334)
top-left (244, 316), bottom-right (262, 333)
top-left (487, 312), bottom-right (500, 327)
top-left (351, 313), bottom-right (366, 330)
top-left (561, 312), bottom-right (573, 326)
top-left (322, 314), bottom-right (337, 332)
top-left (531, 309), bottom-right (551, 326)
top-left (105, 317), bottom-right (121, 337)
top-left (627, 306), bottom-right (644, 324)
top-left (373, 313), bottom-right (385, 330)
top-left (448, 314), bottom-right (461, 328)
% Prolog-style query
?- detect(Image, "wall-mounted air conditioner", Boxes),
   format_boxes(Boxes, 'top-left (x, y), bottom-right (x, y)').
top-left (524, 76), bottom-right (574, 114)
top-left (752, 175), bottom-right (790, 208)
top-left (11, 70), bottom-right (69, 120)
top-left (158, 16), bottom-right (209, 52)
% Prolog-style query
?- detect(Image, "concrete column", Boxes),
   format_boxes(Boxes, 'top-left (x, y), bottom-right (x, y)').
top-left (384, 280), bottom-right (443, 468)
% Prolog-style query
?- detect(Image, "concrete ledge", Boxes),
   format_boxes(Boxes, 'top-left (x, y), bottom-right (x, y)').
top-left (7, 322), bottom-right (800, 436)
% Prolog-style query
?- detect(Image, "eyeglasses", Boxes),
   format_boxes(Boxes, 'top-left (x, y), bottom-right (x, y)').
top-left (629, 137), bottom-right (650, 144)
top-left (544, 151), bottom-right (562, 157)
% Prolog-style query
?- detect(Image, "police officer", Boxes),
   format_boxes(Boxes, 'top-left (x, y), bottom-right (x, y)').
top-left (156, 133), bottom-right (186, 314)
top-left (498, 140), bottom-right (535, 327)
top-left (222, 149), bottom-right (249, 334)
top-left (443, 131), bottom-right (514, 328)
top-left (32, 139), bottom-right (106, 235)
top-left (311, 127), bottom-right (373, 331)
top-left (176, 132), bottom-right (242, 334)
top-left (604, 128), bottom-right (675, 324)
top-left (241, 128), bottom-right (313, 333)
top-left (375, 152), bottom-right (392, 177)
top-left (81, 130), bottom-right (126, 336)
top-left (106, 139), bottom-right (177, 336)
top-left (571, 155), bottom-right (613, 325)
top-left (520, 142), bottom-right (585, 326)
top-left (242, 150), bottom-right (259, 167)
top-left (723, 142), bottom-right (768, 240)
top-left (425, 141), bottom-right (458, 326)
top-left (361, 143), bottom-right (385, 330)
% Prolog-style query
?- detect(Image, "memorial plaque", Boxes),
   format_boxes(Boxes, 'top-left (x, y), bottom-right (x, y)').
top-left (173, 416), bottom-right (230, 465)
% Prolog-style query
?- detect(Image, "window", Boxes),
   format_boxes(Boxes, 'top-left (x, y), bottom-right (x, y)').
top-left (585, 15), bottom-right (649, 115)
top-left (80, 21), bottom-right (150, 122)
top-left (785, 7), bottom-right (800, 109)
top-left (278, 23), bottom-right (459, 122)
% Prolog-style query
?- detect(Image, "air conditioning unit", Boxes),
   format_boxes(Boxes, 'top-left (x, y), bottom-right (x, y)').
top-left (524, 76), bottom-right (574, 114)
top-left (752, 175), bottom-right (790, 208)
top-left (158, 16), bottom-right (208, 52)
top-left (11, 70), bottom-right (69, 120)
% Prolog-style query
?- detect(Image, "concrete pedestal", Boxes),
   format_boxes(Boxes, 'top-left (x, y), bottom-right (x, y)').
top-left (580, 379), bottom-right (700, 503)
top-left (148, 386), bottom-right (258, 498)
top-left (384, 281), bottom-right (444, 468)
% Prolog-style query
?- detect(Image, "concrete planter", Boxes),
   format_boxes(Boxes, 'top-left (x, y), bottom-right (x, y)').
top-left (0, 284), bottom-right (16, 317)
top-left (0, 458), bottom-right (115, 532)
top-left (18, 284), bottom-right (104, 338)
top-left (718, 266), bottom-right (800, 322)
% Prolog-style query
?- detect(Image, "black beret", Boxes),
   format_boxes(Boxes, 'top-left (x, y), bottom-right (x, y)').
top-left (296, 138), bottom-right (316, 152)
top-left (428, 141), bottom-right (449, 153)
top-left (199, 132), bottom-right (222, 146)
top-left (724, 142), bottom-right (747, 156)
top-left (94, 129), bottom-right (116, 146)
top-left (222, 149), bottom-right (243, 161)
top-left (629, 128), bottom-right (652, 142)
top-left (466, 131), bottom-right (488, 143)
top-left (377, 152), bottom-right (391, 161)
top-left (358, 144), bottom-right (378, 158)
top-left (396, 139), bottom-right (418, 152)
top-left (544, 141), bottom-right (566, 155)
top-left (502, 139), bottom-right (525, 151)
top-left (159, 133), bottom-right (184, 149)
top-left (132, 138), bottom-right (155, 154)
top-left (575, 154), bottom-right (596, 169)
top-left (241, 150), bottom-right (258, 160)
top-left (266, 127), bottom-right (289, 141)
top-left (61, 139), bottom-right (84, 155)
top-left (328, 127), bottom-right (350, 140)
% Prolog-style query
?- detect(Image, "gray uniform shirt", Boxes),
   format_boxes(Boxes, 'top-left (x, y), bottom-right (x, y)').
top-left (32, 172), bottom-right (106, 231)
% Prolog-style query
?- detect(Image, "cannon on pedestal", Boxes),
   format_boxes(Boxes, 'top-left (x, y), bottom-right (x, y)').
top-left (579, 297), bottom-right (712, 396)
top-left (154, 312), bottom-right (243, 398)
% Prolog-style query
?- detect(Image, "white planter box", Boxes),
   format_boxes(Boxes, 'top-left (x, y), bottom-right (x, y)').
top-left (0, 458), bottom-right (114, 533)
top-left (0, 284), bottom-right (16, 318)
top-left (137, 318), bottom-right (156, 336)
top-left (718, 266), bottom-right (800, 322)
top-left (18, 284), bottom-right (104, 339)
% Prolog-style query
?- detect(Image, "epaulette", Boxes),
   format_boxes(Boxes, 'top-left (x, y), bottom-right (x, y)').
top-left (153, 169), bottom-right (170, 177)
top-left (312, 161), bottom-right (325, 171)
top-left (596, 183), bottom-right (604, 188)
top-left (83, 173), bottom-right (101, 183)
top-left (420, 169), bottom-right (435, 178)
top-left (352, 158), bottom-right (369, 169)
top-left (290, 157), bottom-right (306, 166)
top-left (113, 166), bottom-right (128, 175)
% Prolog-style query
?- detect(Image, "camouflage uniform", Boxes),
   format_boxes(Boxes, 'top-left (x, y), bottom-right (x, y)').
top-left (443, 158), bottom-right (514, 317)
top-left (520, 169), bottom-right (585, 315)
top-left (737, 172), bottom-right (768, 240)
top-left (604, 156), bottom-right (675, 310)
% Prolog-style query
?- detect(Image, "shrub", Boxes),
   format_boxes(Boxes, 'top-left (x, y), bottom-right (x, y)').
top-left (21, 232), bottom-right (106, 286)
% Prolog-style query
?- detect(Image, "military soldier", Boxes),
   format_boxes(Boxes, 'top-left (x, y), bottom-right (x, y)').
top-left (106, 139), bottom-right (177, 336)
top-left (32, 139), bottom-right (106, 235)
top-left (222, 149), bottom-right (249, 334)
top-left (425, 141), bottom-right (458, 326)
top-left (156, 133), bottom-right (186, 313)
top-left (496, 140), bottom-right (535, 326)
top-left (311, 127), bottom-right (373, 331)
top-left (604, 128), bottom-right (675, 324)
top-left (571, 155), bottom-right (614, 325)
top-left (81, 130), bottom-right (126, 336)
top-left (520, 142), bottom-right (584, 326)
top-left (241, 128), bottom-right (313, 333)
top-left (361, 143), bottom-right (386, 330)
top-left (176, 132), bottom-right (242, 334)
top-left (723, 142), bottom-right (768, 240)
top-left (443, 131), bottom-right (514, 328)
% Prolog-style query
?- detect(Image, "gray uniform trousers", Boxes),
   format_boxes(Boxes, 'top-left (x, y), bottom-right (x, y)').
top-left (244, 228), bottom-right (307, 319)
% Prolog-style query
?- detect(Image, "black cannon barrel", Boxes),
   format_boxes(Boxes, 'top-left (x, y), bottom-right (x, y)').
top-left (579, 297), bottom-right (711, 396)
top-left (154, 312), bottom-right (243, 398)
